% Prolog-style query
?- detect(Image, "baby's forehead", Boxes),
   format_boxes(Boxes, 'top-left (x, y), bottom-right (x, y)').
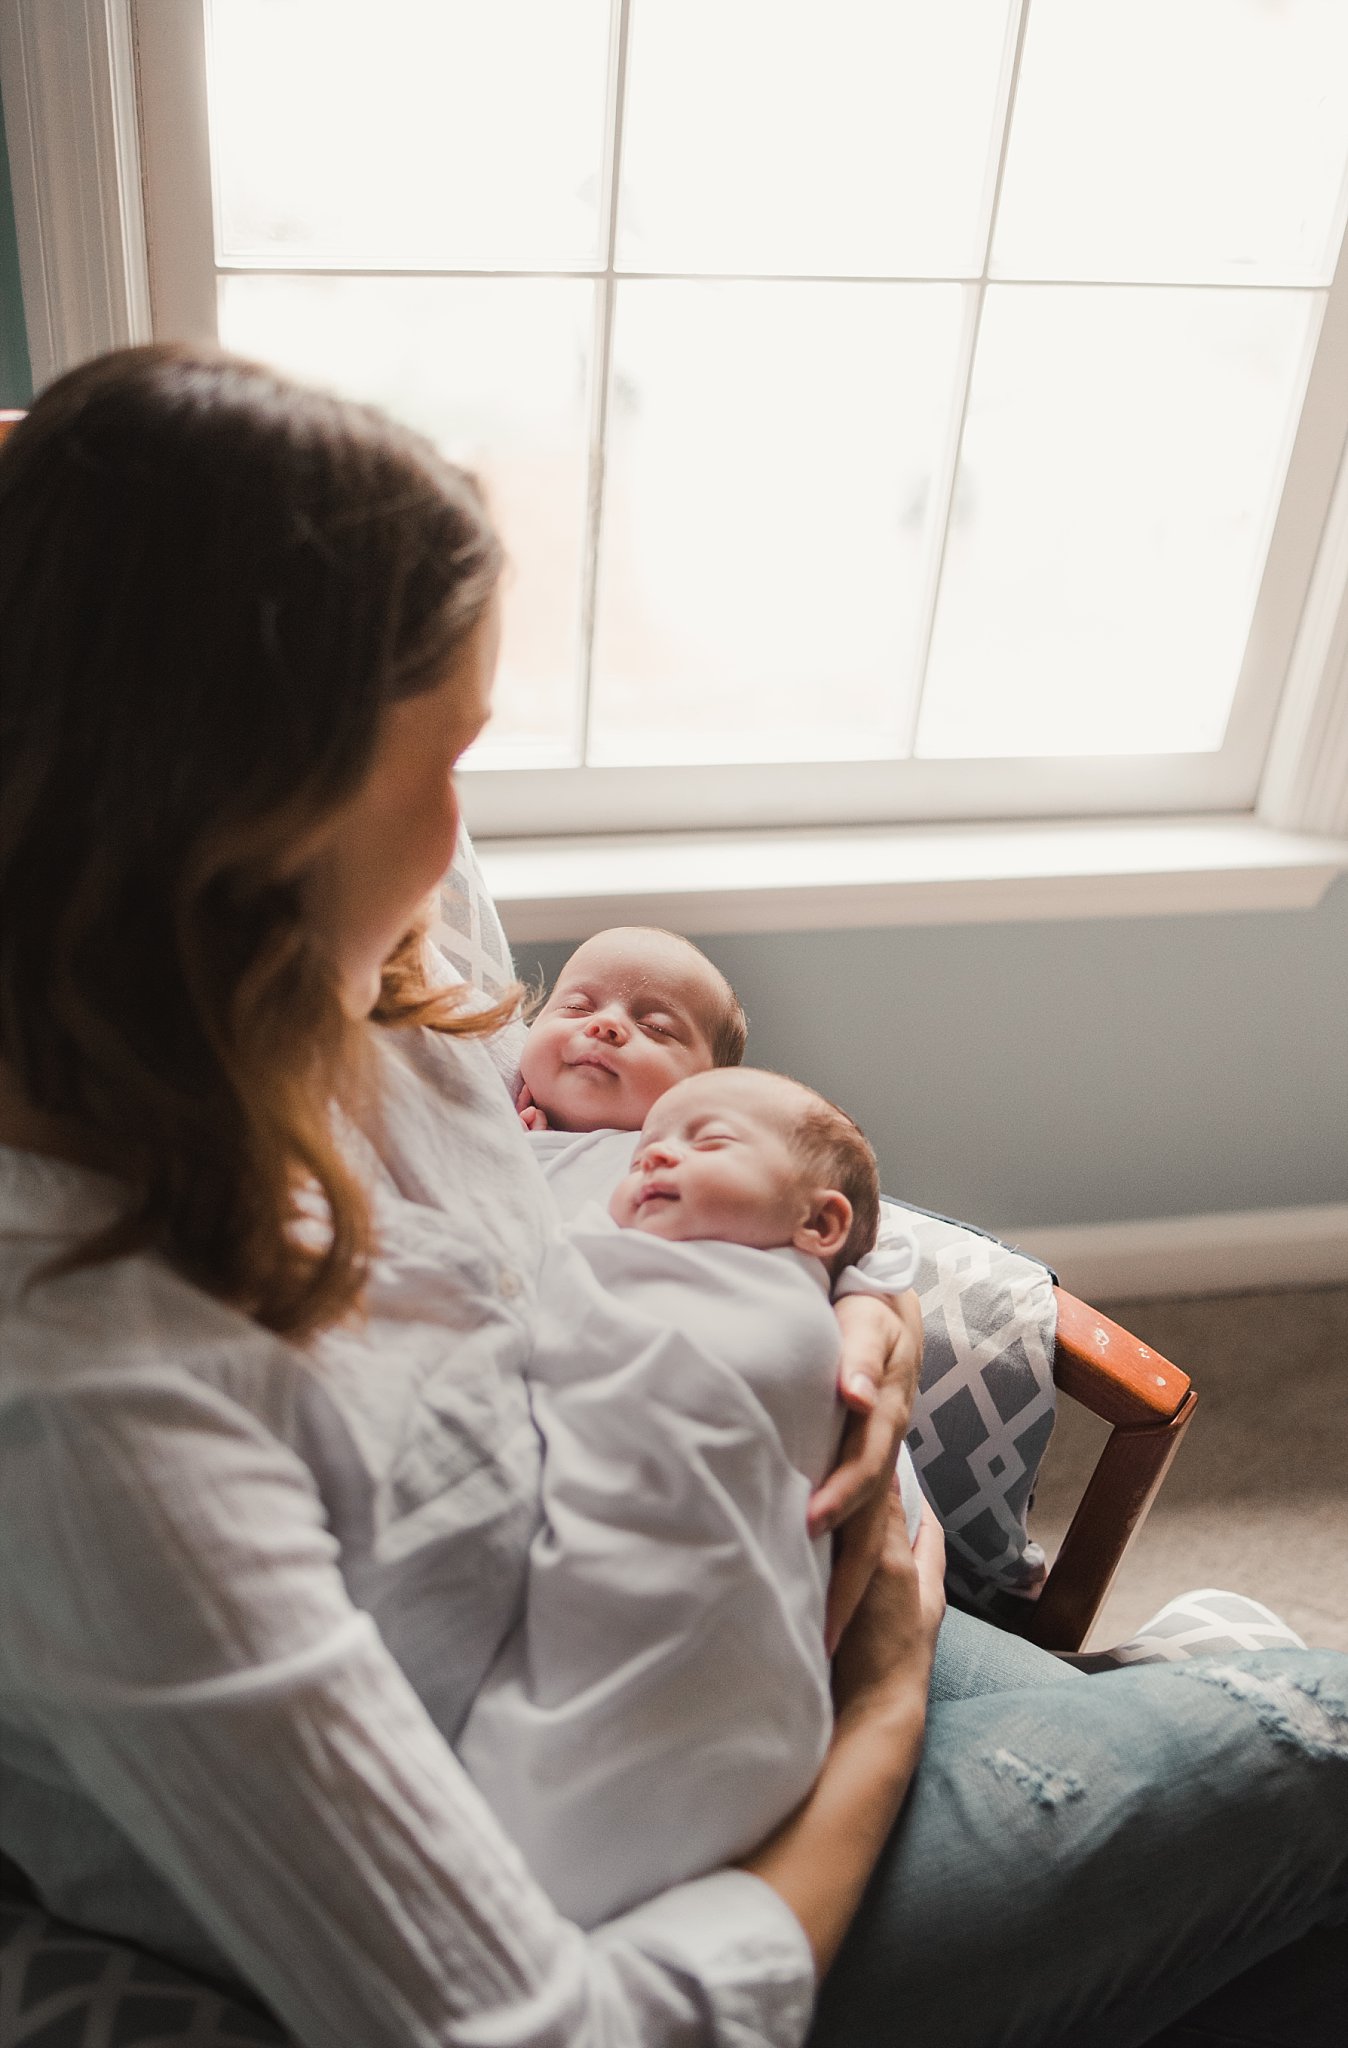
top-left (555, 931), bottom-right (720, 1013)
top-left (663, 1067), bottom-right (807, 1129)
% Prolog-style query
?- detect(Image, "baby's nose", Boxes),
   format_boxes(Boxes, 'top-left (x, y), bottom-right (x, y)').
top-left (585, 1007), bottom-right (628, 1043)
top-left (640, 1137), bottom-right (681, 1169)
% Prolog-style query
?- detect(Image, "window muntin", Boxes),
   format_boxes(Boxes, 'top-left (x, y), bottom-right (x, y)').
top-left (918, 285), bottom-right (1321, 758)
top-left (614, 0), bottom-right (1011, 276)
top-left (182, 0), bottom-right (1348, 825)
top-left (588, 281), bottom-right (966, 766)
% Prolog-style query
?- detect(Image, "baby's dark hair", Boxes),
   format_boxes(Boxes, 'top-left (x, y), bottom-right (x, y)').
top-left (786, 1090), bottom-right (880, 1277)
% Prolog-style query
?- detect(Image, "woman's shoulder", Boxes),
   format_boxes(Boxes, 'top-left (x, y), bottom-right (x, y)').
top-left (368, 1022), bottom-right (558, 1255)
top-left (0, 1143), bottom-right (300, 1412)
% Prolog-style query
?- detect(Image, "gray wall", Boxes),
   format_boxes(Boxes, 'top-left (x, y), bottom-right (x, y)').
top-left (0, 81), bottom-right (33, 407)
top-left (514, 872), bottom-right (1348, 1234)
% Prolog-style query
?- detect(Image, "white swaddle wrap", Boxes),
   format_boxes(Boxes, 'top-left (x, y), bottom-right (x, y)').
top-left (456, 1127), bottom-right (923, 1928)
top-left (527, 1125), bottom-right (925, 1540)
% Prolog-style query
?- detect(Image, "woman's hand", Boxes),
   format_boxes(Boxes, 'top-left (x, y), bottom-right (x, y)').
top-left (810, 1289), bottom-right (923, 1654)
top-left (831, 1492), bottom-right (946, 1732)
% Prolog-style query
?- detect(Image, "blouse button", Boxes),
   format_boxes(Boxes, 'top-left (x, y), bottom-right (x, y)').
top-left (498, 1267), bottom-right (522, 1299)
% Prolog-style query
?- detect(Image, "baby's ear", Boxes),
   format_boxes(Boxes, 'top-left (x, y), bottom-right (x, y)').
top-left (794, 1190), bottom-right (852, 1262)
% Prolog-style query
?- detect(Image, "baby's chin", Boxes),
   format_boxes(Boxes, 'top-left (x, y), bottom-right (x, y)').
top-left (621, 1199), bottom-right (696, 1240)
top-left (528, 1076), bottom-right (649, 1135)
top-left (528, 1092), bottom-right (630, 1135)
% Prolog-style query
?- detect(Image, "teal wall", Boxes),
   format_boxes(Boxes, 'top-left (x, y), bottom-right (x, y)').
top-left (0, 79), bottom-right (34, 406)
top-left (514, 873), bottom-right (1348, 1235)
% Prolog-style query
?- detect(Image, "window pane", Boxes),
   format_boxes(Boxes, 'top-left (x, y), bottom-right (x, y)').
top-left (617, 0), bottom-right (1013, 275)
top-left (208, 0), bottom-right (611, 269)
top-left (589, 281), bottom-right (966, 765)
top-left (918, 286), bottom-right (1317, 759)
top-left (219, 275), bottom-right (593, 762)
top-left (993, 0), bottom-right (1348, 284)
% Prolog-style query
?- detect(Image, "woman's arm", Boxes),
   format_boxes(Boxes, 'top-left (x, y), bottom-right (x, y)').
top-left (812, 1287), bottom-right (924, 1652)
top-left (744, 1494), bottom-right (946, 1974)
top-left (0, 1367), bottom-right (814, 2048)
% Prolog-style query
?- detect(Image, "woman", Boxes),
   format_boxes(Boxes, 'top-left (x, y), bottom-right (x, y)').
top-left (0, 348), bottom-right (1344, 2048)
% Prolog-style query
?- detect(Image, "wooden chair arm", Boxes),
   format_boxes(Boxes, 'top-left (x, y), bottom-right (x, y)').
top-left (0, 411), bottom-right (23, 444)
top-left (1018, 1288), bottom-right (1198, 1654)
top-left (1051, 1290), bottom-right (1191, 1426)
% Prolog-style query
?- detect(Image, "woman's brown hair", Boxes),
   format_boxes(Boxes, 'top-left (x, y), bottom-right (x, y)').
top-left (0, 345), bottom-right (510, 1338)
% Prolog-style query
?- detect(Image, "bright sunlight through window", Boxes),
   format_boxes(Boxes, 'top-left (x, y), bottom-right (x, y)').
top-left (204, 0), bottom-right (1348, 782)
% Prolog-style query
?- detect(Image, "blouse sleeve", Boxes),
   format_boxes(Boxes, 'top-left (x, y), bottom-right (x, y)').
top-left (0, 1367), bottom-right (814, 2048)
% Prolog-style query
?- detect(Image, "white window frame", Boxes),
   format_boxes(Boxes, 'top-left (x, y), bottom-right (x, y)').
top-left (4, 0), bottom-right (1347, 933)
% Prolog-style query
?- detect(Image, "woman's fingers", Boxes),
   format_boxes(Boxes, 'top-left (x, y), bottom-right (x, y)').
top-left (839, 1373), bottom-right (878, 1415)
top-left (831, 1293), bottom-right (891, 1410)
top-left (812, 1288), bottom-right (926, 1643)
top-left (877, 1289), bottom-right (923, 1416)
top-left (910, 1498), bottom-right (948, 1634)
top-left (808, 1400), bottom-right (895, 1537)
top-left (829, 1492), bottom-right (941, 1716)
top-left (822, 1477), bottom-right (891, 1655)
top-left (832, 1290), bottom-right (923, 1419)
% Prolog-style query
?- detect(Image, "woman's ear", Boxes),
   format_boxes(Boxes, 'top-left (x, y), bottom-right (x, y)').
top-left (793, 1190), bottom-right (852, 1262)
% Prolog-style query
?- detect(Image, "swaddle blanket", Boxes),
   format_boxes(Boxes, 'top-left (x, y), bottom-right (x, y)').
top-left (458, 1213), bottom-right (849, 1928)
top-left (529, 1122), bottom-right (925, 1529)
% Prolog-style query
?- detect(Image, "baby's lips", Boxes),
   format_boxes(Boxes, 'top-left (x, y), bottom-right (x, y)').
top-left (566, 1051), bottom-right (618, 1078)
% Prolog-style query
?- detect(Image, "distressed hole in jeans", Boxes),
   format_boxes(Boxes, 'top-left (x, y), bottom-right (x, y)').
top-left (982, 1747), bottom-right (1085, 1810)
top-left (1177, 1664), bottom-right (1348, 1763)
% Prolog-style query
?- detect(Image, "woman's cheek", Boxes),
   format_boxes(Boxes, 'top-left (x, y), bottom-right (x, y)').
top-left (341, 954), bottom-right (386, 1022)
top-left (421, 775), bottom-right (461, 891)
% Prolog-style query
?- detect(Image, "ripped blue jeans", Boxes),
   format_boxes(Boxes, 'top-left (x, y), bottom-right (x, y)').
top-left (808, 1609), bottom-right (1348, 2048)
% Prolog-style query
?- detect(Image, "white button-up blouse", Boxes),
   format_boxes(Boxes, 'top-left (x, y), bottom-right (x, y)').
top-left (0, 1021), bottom-right (815, 2048)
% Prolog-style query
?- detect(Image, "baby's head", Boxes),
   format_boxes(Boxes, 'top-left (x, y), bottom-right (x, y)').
top-left (519, 926), bottom-right (747, 1132)
top-left (608, 1067), bottom-right (879, 1280)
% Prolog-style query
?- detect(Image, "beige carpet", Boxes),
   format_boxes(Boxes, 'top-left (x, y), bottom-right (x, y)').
top-left (1029, 1285), bottom-right (1348, 1654)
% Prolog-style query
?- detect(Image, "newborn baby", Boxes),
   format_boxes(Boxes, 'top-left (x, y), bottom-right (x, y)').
top-left (457, 1063), bottom-right (923, 1928)
top-left (515, 922), bottom-right (747, 1131)
top-left (604, 1065), bottom-right (923, 1531)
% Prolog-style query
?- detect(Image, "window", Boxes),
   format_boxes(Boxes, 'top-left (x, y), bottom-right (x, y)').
top-left (10, 0), bottom-right (1348, 853)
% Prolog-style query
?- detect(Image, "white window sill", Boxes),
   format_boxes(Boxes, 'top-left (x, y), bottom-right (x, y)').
top-left (475, 814), bottom-right (1348, 943)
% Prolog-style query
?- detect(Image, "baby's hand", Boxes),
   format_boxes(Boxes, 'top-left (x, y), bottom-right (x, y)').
top-left (515, 1081), bottom-right (548, 1132)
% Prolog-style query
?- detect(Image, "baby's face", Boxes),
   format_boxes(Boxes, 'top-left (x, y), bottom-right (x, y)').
top-left (519, 929), bottom-right (719, 1132)
top-left (609, 1070), bottom-right (816, 1250)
